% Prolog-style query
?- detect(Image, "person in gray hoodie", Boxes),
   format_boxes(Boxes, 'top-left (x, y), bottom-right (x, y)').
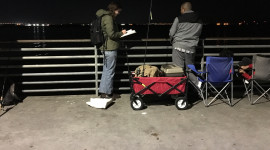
top-left (97, 1), bottom-right (126, 98)
top-left (169, 1), bottom-right (203, 88)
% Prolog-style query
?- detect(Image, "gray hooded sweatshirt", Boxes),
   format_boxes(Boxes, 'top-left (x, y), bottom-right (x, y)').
top-left (169, 10), bottom-right (203, 53)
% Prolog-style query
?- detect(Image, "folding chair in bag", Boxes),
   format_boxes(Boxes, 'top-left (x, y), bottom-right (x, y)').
top-left (250, 55), bottom-right (270, 104)
top-left (186, 64), bottom-right (206, 105)
top-left (236, 57), bottom-right (253, 101)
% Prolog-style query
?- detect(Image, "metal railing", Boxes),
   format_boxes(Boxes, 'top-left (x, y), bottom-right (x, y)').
top-left (0, 37), bottom-right (270, 95)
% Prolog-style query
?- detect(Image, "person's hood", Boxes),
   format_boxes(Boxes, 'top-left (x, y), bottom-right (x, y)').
top-left (179, 10), bottom-right (202, 23)
top-left (96, 9), bottom-right (111, 17)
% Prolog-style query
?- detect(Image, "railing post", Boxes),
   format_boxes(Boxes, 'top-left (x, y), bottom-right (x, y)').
top-left (94, 46), bottom-right (99, 96)
top-left (201, 39), bottom-right (205, 71)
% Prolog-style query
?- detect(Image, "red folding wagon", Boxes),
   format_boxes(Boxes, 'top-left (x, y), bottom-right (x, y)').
top-left (129, 74), bottom-right (188, 110)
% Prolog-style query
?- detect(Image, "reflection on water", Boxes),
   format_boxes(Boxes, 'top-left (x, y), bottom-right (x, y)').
top-left (33, 26), bottom-right (46, 48)
top-left (0, 23), bottom-right (270, 42)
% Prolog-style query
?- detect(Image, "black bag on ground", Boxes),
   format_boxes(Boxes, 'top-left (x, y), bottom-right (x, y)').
top-left (1, 78), bottom-right (24, 107)
top-left (90, 15), bottom-right (106, 47)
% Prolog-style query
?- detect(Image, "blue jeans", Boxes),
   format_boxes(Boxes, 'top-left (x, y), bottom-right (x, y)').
top-left (99, 50), bottom-right (117, 95)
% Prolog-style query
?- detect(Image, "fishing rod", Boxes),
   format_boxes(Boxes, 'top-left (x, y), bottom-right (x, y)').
top-left (141, 0), bottom-right (153, 77)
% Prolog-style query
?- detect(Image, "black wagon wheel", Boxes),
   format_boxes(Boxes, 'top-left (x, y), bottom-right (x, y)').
top-left (175, 97), bottom-right (188, 110)
top-left (131, 97), bottom-right (145, 110)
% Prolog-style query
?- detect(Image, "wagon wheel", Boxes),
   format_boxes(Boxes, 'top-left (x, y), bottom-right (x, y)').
top-left (175, 97), bottom-right (188, 110)
top-left (131, 97), bottom-right (145, 110)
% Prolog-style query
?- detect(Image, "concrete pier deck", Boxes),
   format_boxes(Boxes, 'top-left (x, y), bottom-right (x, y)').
top-left (0, 94), bottom-right (270, 150)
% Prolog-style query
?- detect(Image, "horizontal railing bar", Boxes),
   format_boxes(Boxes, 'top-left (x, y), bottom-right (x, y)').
top-left (1, 45), bottom-right (269, 52)
top-left (17, 39), bottom-right (91, 43)
top-left (0, 64), bottom-right (97, 68)
top-left (0, 71), bottom-right (149, 77)
top-left (118, 54), bottom-right (172, 58)
top-left (0, 52), bottom-right (268, 61)
top-left (20, 47), bottom-right (95, 51)
top-left (141, 38), bottom-right (170, 41)
top-left (127, 45), bottom-right (270, 50)
top-left (121, 62), bottom-right (172, 66)
top-left (139, 37), bottom-right (270, 41)
top-left (128, 46), bottom-right (172, 50)
top-left (22, 80), bottom-right (97, 84)
top-left (8, 37), bottom-right (270, 44)
top-left (204, 53), bottom-right (270, 56)
top-left (22, 88), bottom-right (96, 93)
top-left (0, 71), bottom-right (151, 77)
top-left (111, 84), bottom-right (270, 91)
top-left (204, 45), bottom-right (270, 48)
top-left (0, 56), bottom-right (96, 60)
top-left (204, 37), bottom-right (270, 41)
top-left (0, 47), bottom-right (94, 51)
top-left (22, 79), bottom-right (129, 85)
top-left (117, 87), bottom-right (131, 90)
top-left (22, 84), bottom-right (251, 93)
top-left (114, 79), bottom-right (129, 82)
top-left (0, 54), bottom-right (170, 60)
top-left (0, 72), bottom-right (97, 76)
top-left (0, 62), bottom-right (172, 68)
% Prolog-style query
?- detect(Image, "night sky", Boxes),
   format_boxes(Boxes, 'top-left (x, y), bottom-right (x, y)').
top-left (0, 0), bottom-right (269, 24)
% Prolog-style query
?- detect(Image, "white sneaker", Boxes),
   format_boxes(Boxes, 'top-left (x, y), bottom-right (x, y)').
top-left (197, 81), bottom-right (202, 89)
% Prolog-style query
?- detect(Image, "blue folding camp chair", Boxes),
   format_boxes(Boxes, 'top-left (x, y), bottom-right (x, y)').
top-left (188, 56), bottom-right (234, 106)
top-left (205, 56), bottom-right (234, 106)
top-left (250, 55), bottom-right (270, 104)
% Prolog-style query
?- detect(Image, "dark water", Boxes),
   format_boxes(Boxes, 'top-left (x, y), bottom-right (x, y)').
top-left (1, 23), bottom-right (270, 42)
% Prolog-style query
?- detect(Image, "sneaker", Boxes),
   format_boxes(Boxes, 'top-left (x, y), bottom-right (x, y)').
top-left (100, 93), bottom-right (113, 99)
top-left (197, 81), bottom-right (202, 89)
top-left (244, 80), bottom-right (249, 84)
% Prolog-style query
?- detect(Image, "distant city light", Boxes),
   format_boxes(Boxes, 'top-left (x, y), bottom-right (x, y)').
top-left (216, 22), bottom-right (230, 26)
top-left (25, 23), bottom-right (50, 26)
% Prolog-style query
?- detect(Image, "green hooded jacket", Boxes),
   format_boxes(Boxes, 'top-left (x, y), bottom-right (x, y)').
top-left (96, 9), bottom-right (123, 50)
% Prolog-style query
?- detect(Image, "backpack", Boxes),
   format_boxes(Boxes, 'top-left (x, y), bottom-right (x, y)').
top-left (1, 78), bottom-right (24, 108)
top-left (90, 15), bottom-right (106, 47)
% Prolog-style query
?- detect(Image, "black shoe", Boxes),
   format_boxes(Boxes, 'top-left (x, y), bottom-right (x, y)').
top-left (100, 93), bottom-right (113, 99)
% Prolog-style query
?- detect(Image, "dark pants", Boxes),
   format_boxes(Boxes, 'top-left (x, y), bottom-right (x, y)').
top-left (172, 49), bottom-right (198, 85)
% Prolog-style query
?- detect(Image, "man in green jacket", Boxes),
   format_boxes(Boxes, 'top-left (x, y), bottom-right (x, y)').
top-left (97, 1), bottom-right (126, 98)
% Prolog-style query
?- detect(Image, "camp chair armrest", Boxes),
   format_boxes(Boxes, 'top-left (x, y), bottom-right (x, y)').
top-left (187, 64), bottom-right (206, 74)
